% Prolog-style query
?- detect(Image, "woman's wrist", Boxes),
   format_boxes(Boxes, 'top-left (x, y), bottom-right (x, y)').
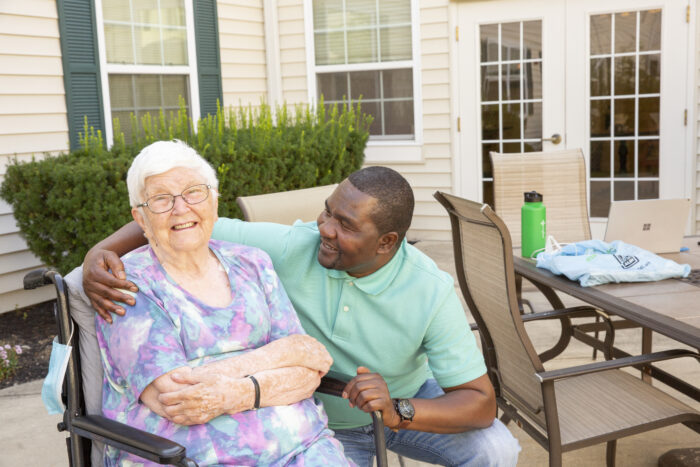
top-left (223, 376), bottom-right (256, 415)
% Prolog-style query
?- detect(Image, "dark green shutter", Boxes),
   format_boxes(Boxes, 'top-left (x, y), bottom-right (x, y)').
top-left (194, 0), bottom-right (223, 117)
top-left (56, 0), bottom-right (105, 151)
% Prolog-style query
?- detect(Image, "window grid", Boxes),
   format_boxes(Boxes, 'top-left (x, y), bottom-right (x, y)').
top-left (109, 74), bottom-right (190, 143)
top-left (589, 10), bottom-right (661, 217)
top-left (313, 0), bottom-right (415, 140)
top-left (314, 0), bottom-right (411, 65)
top-left (480, 21), bottom-right (544, 205)
top-left (101, 0), bottom-right (192, 143)
top-left (103, 0), bottom-right (188, 66)
top-left (109, 75), bottom-right (190, 113)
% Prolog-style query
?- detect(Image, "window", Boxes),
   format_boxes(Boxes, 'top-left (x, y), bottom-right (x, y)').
top-left (588, 10), bottom-right (661, 217)
top-left (309, 0), bottom-right (419, 144)
top-left (98, 0), bottom-right (198, 144)
top-left (56, 0), bottom-right (221, 150)
top-left (479, 21), bottom-right (543, 207)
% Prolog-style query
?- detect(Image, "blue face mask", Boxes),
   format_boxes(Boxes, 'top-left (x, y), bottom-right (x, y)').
top-left (41, 335), bottom-right (72, 415)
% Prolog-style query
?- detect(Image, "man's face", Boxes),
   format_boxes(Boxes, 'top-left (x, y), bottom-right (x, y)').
top-left (316, 180), bottom-right (389, 277)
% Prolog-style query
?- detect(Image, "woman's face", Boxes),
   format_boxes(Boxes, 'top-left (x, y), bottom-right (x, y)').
top-left (132, 167), bottom-right (218, 255)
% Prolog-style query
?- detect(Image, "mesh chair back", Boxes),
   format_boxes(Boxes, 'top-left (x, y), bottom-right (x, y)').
top-left (236, 184), bottom-right (338, 224)
top-left (490, 149), bottom-right (591, 247)
top-left (435, 192), bottom-right (547, 427)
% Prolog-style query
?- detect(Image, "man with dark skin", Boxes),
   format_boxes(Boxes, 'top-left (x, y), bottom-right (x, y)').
top-left (83, 166), bottom-right (520, 466)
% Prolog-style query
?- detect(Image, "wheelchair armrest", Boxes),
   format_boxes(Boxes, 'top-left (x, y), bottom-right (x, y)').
top-left (317, 373), bottom-right (350, 397)
top-left (23, 268), bottom-right (56, 290)
top-left (71, 414), bottom-right (197, 466)
top-left (316, 372), bottom-right (389, 467)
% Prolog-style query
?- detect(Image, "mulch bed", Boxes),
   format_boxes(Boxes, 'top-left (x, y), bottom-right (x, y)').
top-left (0, 301), bottom-right (57, 389)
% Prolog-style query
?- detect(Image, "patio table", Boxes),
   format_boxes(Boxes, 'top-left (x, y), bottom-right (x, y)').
top-left (513, 236), bottom-right (700, 401)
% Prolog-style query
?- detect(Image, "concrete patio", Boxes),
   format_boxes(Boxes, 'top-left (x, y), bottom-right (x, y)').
top-left (0, 240), bottom-right (698, 466)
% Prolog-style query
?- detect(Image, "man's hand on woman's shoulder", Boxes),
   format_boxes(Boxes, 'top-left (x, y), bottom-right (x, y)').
top-left (83, 245), bottom-right (138, 322)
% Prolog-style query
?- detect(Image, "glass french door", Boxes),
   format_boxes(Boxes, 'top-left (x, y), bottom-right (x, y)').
top-left (457, 0), bottom-right (690, 236)
top-left (457, 0), bottom-right (565, 206)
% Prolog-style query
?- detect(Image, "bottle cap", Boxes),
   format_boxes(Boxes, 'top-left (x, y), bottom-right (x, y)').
top-left (524, 191), bottom-right (543, 203)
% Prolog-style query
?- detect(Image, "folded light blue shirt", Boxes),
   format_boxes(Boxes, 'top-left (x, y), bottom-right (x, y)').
top-left (536, 239), bottom-right (690, 287)
top-left (212, 218), bottom-right (487, 429)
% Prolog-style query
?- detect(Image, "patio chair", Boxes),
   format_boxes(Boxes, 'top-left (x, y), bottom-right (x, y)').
top-left (236, 184), bottom-right (338, 224)
top-left (490, 149), bottom-right (637, 358)
top-left (490, 149), bottom-right (591, 246)
top-left (24, 267), bottom-right (388, 467)
top-left (434, 191), bottom-right (700, 467)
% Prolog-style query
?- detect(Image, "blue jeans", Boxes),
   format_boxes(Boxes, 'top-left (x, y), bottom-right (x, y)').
top-left (333, 379), bottom-right (520, 467)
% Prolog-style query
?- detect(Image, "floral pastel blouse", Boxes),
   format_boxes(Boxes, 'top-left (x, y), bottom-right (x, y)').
top-left (95, 240), bottom-right (348, 466)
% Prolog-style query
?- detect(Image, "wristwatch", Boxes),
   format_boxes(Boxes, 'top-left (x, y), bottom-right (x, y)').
top-left (392, 398), bottom-right (415, 431)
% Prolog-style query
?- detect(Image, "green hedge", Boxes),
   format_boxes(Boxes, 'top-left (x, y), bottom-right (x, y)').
top-left (1, 101), bottom-right (371, 274)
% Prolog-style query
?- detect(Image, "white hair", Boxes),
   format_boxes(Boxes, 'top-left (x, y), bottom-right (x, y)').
top-left (126, 140), bottom-right (219, 207)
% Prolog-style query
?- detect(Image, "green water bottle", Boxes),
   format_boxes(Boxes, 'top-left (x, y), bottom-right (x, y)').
top-left (521, 191), bottom-right (546, 258)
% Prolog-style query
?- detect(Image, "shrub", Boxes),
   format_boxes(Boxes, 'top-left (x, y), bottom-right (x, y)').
top-left (1, 100), bottom-right (371, 274)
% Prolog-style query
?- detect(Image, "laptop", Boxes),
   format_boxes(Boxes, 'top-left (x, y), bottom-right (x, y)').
top-left (603, 198), bottom-right (691, 253)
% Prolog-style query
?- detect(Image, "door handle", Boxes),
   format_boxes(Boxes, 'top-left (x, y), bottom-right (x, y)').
top-left (541, 133), bottom-right (562, 145)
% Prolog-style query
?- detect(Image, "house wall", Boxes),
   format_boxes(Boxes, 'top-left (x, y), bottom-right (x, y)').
top-left (0, 1), bottom-right (69, 313)
top-left (278, 0), bottom-right (308, 104)
top-left (217, 0), bottom-right (268, 109)
top-left (403, 0), bottom-right (454, 241)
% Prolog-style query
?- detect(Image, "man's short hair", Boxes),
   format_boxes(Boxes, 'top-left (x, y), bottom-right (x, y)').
top-left (348, 166), bottom-right (414, 243)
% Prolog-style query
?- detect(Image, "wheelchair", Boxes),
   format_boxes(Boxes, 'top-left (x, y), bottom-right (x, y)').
top-left (25, 267), bottom-right (388, 466)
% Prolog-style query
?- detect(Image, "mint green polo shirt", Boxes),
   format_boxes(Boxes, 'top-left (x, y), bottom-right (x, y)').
top-left (212, 219), bottom-right (486, 429)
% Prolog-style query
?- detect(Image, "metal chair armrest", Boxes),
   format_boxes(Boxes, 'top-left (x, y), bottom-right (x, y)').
top-left (536, 349), bottom-right (699, 382)
top-left (470, 306), bottom-right (602, 331)
top-left (71, 414), bottom-right (197, 466)
top-left (520, 306), bottom-right (602, 322)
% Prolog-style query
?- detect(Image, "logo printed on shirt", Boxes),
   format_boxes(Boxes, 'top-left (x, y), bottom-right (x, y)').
top-left (614, 254), bottom-right (639, 269)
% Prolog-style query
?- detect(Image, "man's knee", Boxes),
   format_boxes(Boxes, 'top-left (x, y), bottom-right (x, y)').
top-left (476, 419), bottom-right (520, 467)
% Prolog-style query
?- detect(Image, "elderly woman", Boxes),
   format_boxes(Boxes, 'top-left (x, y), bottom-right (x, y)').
top-left (95, 140), bottom-right (350, 465)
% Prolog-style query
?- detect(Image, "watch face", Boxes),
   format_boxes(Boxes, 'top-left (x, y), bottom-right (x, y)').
top-left (397, 399), bottom-right (415, 420)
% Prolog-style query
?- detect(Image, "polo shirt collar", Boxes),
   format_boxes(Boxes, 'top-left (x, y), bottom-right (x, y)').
top-left (326, 239), bottom-right (407, 295)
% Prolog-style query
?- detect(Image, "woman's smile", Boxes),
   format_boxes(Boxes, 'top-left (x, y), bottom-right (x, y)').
top-left (172, 221), bottom-right (197, 231)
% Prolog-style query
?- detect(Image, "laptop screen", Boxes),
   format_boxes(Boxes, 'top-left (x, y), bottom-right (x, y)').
top-left (603, 199), bottom-right (690, 254)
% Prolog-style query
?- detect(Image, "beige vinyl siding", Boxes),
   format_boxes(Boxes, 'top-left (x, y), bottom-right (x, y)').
top-left (0, 0), bottom-right (68, 313)
top-left (218, 0), bottom-right (268, 109)
top-left (367, 1), bottom-right (455, 241)
top-left (278, 0), bottom-right (307, 103)
top-left (406, 0), bottom-right (454, 241)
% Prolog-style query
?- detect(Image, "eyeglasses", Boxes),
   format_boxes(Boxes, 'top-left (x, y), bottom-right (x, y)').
top-left (137, 184), bottom-right (212, 214)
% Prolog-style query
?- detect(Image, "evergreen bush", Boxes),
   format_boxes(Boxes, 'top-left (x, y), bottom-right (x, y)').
top-left (1, 100), bottom-right (371, 274)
